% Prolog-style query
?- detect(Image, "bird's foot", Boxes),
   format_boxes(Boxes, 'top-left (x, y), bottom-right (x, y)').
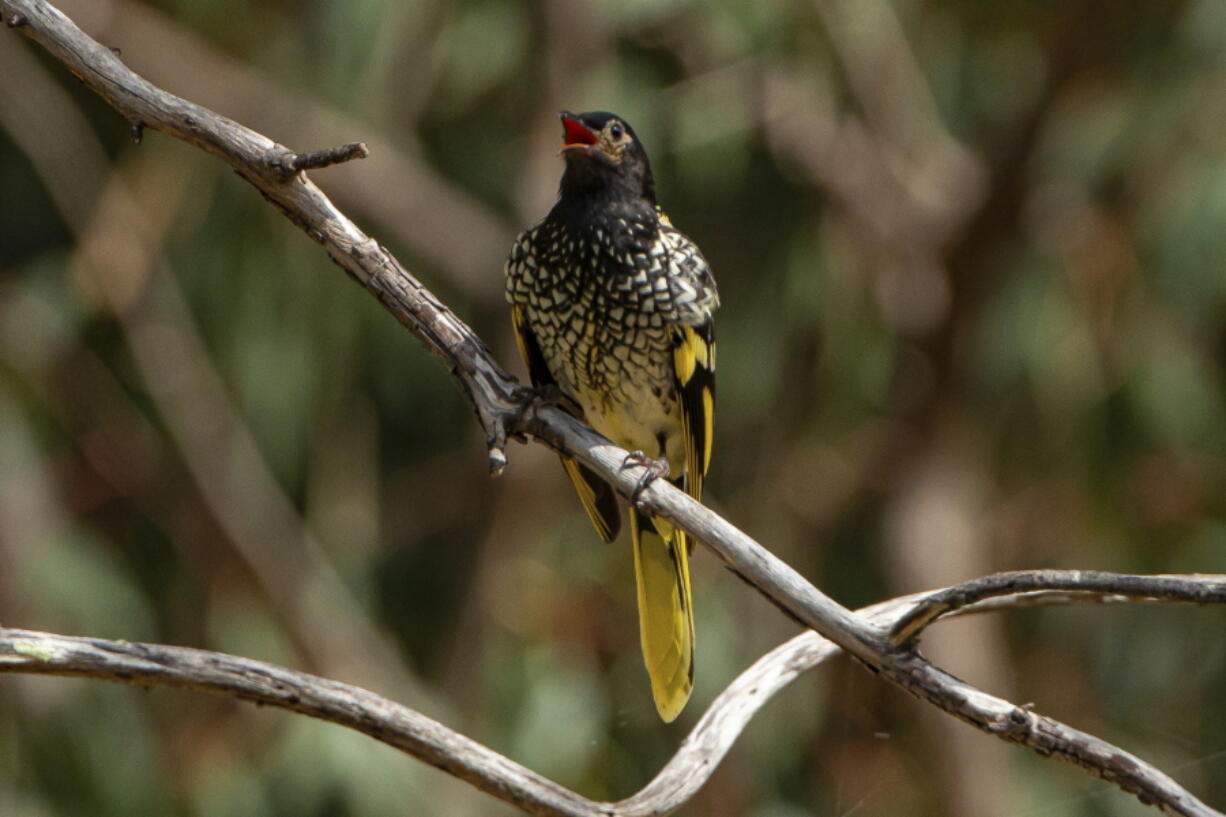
top-left (622, 451), bottom-right (670, 504)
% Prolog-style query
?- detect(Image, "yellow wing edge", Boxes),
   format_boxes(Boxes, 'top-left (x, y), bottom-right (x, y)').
top-left (672, 322), bottom-right (715, 503)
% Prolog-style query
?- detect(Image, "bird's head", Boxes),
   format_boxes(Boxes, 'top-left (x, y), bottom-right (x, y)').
top-left (557, 110), bottom-right (655, 203)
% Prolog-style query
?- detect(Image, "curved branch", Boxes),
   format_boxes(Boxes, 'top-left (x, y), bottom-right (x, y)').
top-left (2, 3), bottom-right (1223, 815)
top-left (632, 571), bottom-right (1226, 814)
top-left (893, 570), bottom-right (1226, 644)
top-left (4, 571), bottom-right (1224, 817)
top-left (0, 628), bottom-right (597, 817)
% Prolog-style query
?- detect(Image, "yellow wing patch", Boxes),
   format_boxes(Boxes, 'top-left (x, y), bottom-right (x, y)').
top-left (673, 323), bottom-right (715, 503)
top-left (701, 386), bottom-right (714, 474)
top-left (673, 325), bottom-right (712, 384)
top-left (561, 457), bottom-right (619, 542)
top-left (510, 305), bottom-right (532, 369)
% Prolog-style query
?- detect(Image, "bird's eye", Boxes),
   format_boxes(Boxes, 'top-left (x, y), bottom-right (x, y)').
top-left (610, 123), bottom-right (624, 139)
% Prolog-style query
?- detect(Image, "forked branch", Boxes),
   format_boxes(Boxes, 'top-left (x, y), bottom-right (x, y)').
top-left (1, 1), bottom-right (1223, 814)
top-left (3, 572), bottom-right (1222, 817)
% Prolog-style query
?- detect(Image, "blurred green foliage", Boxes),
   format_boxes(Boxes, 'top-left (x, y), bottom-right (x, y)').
top-left (1, 0), bottom-right (1224, 815)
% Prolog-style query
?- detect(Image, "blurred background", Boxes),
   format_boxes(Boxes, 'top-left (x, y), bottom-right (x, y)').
top-left (2, 0), bottom-right (1225, 815)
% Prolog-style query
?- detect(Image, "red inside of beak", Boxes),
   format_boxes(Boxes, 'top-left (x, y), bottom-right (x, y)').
top-left (561, 116), bottom-right (598, 147)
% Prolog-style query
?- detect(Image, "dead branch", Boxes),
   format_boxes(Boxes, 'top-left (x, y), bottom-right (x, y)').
top-left (893, 570), bottom-right (1226, 644)
top-left (1, 1), bottom-right (1223, 815)
top-left (276, 140), bottom-right (370, 177)
top-left (3, 571), bottom-right (1222, 817)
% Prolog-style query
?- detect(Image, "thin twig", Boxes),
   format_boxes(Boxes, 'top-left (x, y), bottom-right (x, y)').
top-left (1, 2), bottom-right (1222, 815)
top-left (273, 140), bottom-right (369, 178)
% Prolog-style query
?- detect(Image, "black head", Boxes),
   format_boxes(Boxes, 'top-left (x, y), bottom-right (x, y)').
top-left (557, 110), bottom-right (655, 205)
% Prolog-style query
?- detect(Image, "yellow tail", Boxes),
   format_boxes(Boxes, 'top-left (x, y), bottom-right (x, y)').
top-left (629, 508), bottom-right (695, 722)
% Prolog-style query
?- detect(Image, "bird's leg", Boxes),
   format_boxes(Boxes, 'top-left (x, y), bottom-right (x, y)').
top-left (622, 450), bottom-right (670, 504)
top-left (510, 382), bottom-right (589, 461)
top-left (513, 383), bottom-right (583, 436)
top-left (530, 383), bottom-right (583, 416)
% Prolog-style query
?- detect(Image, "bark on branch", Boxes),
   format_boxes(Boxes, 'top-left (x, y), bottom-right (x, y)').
top-left (2, 1), bottom-right (1223, 814)
top-left (3, 571), bottom-right (1223, 817)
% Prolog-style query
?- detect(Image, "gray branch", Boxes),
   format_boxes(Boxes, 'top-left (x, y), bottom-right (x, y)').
top-left (892, 570), bottom-right (1226, 645)
top-left (2, 1), bottom-right (1223, 815)
top-left (4, 571), bottom-right (1223, 817)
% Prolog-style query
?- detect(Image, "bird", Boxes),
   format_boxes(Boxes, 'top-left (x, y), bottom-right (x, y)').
top-left (505, 110), bottom-right (718, 721)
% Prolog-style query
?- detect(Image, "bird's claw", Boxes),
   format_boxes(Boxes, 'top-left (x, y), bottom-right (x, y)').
top-left (622, 450), bottom-right (669, 504)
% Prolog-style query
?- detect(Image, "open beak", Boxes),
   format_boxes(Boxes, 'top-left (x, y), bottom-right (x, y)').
top-left (559, 111), bottom-right (598, 153)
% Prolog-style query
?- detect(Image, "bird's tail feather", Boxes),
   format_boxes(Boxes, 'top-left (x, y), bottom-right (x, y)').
top-left (629, 507), bottom-right (695, 722)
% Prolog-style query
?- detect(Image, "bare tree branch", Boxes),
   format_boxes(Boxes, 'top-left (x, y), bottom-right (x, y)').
top-left (892, 570), bottom-right (1226, 645)
top-left (3, 572), bottom-right (1223, 817)
top-left (2, 2), bottom-right (1223, 815)
top-left (0, 40), bottom-right (442, 708)
top-left (0, 627), bottom-right (597, 817)
top-left (56, 0), bottom-right (515, 299)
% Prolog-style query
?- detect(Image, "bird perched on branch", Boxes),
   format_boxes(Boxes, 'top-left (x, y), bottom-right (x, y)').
top-left (506, 110), bottom-right (718, 721)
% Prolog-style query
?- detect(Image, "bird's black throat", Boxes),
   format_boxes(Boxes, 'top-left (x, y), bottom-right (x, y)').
top-left (557, 138), bottom-right (655, 202)
top-left (553, 159), bottom-right (657, 233)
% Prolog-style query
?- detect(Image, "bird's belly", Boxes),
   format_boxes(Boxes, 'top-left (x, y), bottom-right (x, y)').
top-left (583, 381), bottom-right (684, 471)
top-left (534, 308), bottom-right (684, 472)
